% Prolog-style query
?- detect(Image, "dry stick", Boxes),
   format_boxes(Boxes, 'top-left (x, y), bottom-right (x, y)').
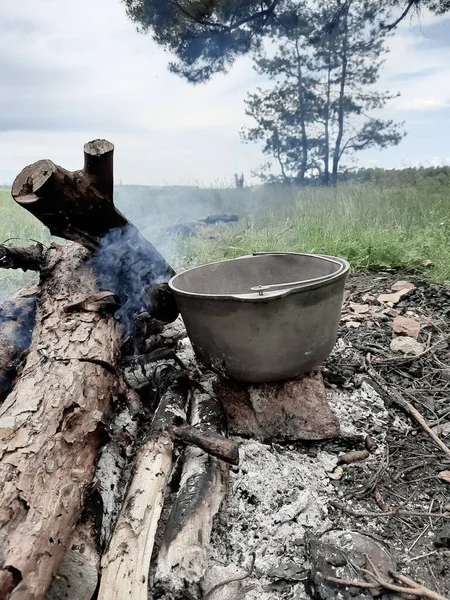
top-left (170, 422), bottom-right (239, 465)
top-left (369, 335), bottom-right (449, 367)
top-left (329, 500), bottom-right (450, 520)
top-left (326, 555), bottom-right (449, 600)
top-left (366, 365), bottom-right (450, 461)
top-left (97, 368), bottom-right (190, 600)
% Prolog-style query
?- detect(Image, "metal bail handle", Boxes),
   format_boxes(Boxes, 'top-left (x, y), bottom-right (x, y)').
top-left (250, 251), bottom-right (344, 295)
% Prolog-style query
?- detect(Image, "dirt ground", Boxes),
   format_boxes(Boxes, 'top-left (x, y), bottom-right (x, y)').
top-left (188, 271), bottom-right (450, 600)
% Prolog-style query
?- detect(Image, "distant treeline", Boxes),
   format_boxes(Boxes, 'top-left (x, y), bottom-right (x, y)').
top-left (339, 166), bottom-right (450, 187)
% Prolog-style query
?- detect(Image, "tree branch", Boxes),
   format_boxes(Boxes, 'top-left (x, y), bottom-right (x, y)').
top-left (381, 0), bottom-right (418, 31)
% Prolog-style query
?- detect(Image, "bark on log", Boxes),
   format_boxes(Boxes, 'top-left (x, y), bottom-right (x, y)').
top-left (155, 390), bottom-right (230, 594)
top-left (0, 243), bottom-right (121, 600)
top-left (11, 139), bottom-right (178, 323)
top-left (0, 286), bottom-right (37, 403)
top-left (97, 368), bottom-right (190, 600)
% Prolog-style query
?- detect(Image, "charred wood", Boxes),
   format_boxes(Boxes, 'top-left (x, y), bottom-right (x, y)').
top-left (97, 367), bottom-right (190, 600)
top-left (0, 244), bottom-right (45, 272)
top-left (0, 286), bottom-right (37, 403)
top-left (155, 390), bottom-right (230, 595)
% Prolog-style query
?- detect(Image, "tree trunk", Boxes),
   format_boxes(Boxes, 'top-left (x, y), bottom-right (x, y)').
top-left (11, 139), bottom-right (178, 324)
top-left (0, 243), bottom-right (121, 600)
top-left (323, 65), bottom-right (332, 186)
top-left (294, 37), bottom-right (309, 183)
top-left (331, 4), bottom-right (349, 187)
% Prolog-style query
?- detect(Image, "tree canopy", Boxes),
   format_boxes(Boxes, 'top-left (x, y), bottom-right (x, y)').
top-left (123, 0), bottom-right (450, 82)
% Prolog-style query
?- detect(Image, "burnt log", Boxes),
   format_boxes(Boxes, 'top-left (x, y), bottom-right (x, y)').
top-left (0, 243), bottom-right (121, 600)
top-left (0, 244), bottom-right (45, 272)
top-left (165, 212), bottom-right (239, 238)
top-left (11, 139), bottom-right (178, 323)
top-left (0, 285), bottom-right (37, 403)
top-left (155, 390), bottom-right (230, 594)
top-left (97, 367), bottom-right (190, 600)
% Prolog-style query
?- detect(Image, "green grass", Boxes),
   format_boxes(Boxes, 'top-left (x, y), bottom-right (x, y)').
top-left (1, 174), bottom-right (449, 300)
top-left (179, 182), bottom-right (450, 284)
top-left (0, 187), bottom-right (53, 298)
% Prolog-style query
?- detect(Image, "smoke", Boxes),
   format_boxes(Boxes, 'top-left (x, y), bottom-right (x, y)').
top-left (92, 224), bottom-right (173, 338)
top-left (0, 291), bottom-right (36, 398)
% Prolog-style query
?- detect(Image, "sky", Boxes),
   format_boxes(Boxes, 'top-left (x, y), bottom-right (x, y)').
top-left (1, 0), bottom-right (450, 186)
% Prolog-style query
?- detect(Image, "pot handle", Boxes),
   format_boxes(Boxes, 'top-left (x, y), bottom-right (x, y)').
top-left (249, 252), bottom-right (344, 295)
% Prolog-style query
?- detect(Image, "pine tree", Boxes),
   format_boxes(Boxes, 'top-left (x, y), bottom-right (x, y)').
top-left (241, 0), bottom-right (405, 185)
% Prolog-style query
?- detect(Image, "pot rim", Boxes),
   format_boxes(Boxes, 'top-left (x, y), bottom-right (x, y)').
top-left (169, 252), bottom-right (350, 302)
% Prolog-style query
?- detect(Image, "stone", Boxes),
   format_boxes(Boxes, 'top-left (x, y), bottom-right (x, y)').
top-left (390, 336), bottom-right (425, 356)
top-left (307, 530), bottom-right (396, 600)
top-left (435, 524), bottom-right (450, 548)
top-left (391, 316), bottom-right (421, 338)
top-left (377, 289), bottom-right (411, 304)
top-left (350, 303), bottom-right (370, 314)
top-left (391, 280), bottom-right (416, 292)
top-left (217, 371), bottom-right (340, 442)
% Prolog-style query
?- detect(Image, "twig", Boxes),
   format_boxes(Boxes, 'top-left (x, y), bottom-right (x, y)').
top-left (366, 365), bottom-right (450, 461)
top-left (203, 553), bottom-right (256, 599)
top-left (326, 554), bottom-right (449, 600)
top-left (370, 336), bottom-right (449, 366)
top-left (329, 500), bottom-right (450, 520)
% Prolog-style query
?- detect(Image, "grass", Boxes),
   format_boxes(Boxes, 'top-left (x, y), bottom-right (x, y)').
top-left (180, 181), bottom-right (450, 284)
top-left (1, 174), bottom-right (449, 300)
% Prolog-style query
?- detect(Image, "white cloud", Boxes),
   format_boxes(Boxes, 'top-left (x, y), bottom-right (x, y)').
top-left (1, 0), bottom-right (450, 184)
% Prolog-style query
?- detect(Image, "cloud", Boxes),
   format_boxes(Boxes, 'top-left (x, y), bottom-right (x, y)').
top-left (1, 0), bottom-right (450, 184)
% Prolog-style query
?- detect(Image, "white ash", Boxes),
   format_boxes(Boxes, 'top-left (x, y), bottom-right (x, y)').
top-left (154, 328), bottom-right (392, 599)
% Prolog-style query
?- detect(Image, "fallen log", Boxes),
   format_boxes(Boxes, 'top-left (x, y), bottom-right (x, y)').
top-left (164, 213), bottom-right (239, 238)
top-left (0, 243), bottom-right (121, 600)
top-left (155, 390), bottom-right (230, 595)
top-left (11, 139), bottom-right (178, 324)
top-left (97, 367), bottom-right (190, 600)
top-left (0, 244), bottom-right (45, 272)
top-left (0, 285), bottom-right (37, 403)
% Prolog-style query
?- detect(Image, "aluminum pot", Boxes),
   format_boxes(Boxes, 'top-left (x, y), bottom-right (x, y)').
top-left (169, 252), bottom-right (350, 382)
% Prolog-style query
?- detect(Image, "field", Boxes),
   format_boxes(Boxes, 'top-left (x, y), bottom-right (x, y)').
top-left (1, 167), bottom-right (449, 299)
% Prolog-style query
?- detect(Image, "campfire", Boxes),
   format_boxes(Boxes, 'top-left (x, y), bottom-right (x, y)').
top-left (1, 140), bottom-right (449, 600)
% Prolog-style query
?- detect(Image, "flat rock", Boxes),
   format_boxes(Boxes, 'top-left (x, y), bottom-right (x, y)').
top-left (391, 316), bottom-right (420, 338)
top-left (217, 371), bottom-right (340, 442)
top-left (350, 303), bottom-right (370, 314)
top-left (390, 336), bottom-right (424, 356)
top-left (391, 280), bottom-right (416, 292)
top-left (377, 289), bottom-right (410, 305)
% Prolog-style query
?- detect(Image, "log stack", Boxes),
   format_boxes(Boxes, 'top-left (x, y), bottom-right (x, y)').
top-left (0, 139), bottom-right (338, 600)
